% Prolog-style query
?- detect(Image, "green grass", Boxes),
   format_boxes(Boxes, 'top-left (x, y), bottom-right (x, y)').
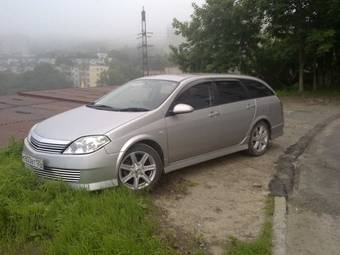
top-left (276, 88), bottom-right (340, 98)
top-left (226, 197), bottom-right (274, 255)
top-left (0, 140), bottom-right (173, 255)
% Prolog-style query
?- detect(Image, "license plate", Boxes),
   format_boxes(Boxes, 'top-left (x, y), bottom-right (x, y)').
top-left (22, 154), bottom-right (44, 170)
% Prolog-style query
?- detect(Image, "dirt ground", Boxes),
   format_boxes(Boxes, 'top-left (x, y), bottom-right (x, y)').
top-left (152, 97), bottom-right (340, 255)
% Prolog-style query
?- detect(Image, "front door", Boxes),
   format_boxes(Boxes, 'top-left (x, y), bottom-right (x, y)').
top-left (165, 81), bottom-right (221, 163)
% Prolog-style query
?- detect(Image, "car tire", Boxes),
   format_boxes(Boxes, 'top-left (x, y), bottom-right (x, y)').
top-left (247, 121), bottom-right (270, 156)
top-left (118, 143), bottom-right (163, 190)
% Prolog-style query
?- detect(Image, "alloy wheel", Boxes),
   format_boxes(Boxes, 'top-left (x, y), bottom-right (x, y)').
top-left (251, 124), bottom-right (269, 153)
top-left (119, 151), bottom-right (157, 190)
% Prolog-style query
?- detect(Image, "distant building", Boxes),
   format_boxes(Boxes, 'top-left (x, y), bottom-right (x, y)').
top-left (71, 65), bottom-right (108, 88)
top-left (148, 70), bottom-right (163, 76)
top-left (37, 58), bottom-right (56, 65)
top-left (96, 53), bottom-right (108, 64)
top-left (148, 67), bottom-right (183, 76)
top-left (71, 67), bottom-right (86, 88)
top-left (164, 67), bottom-right (183, 74)
top-left (89, 65), bottom-right (109, 87)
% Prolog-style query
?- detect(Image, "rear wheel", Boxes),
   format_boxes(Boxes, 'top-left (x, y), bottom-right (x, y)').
top-left (118, 144), bottom-right (163, 190)
top-left (247, 121), bottom-right (270, 156)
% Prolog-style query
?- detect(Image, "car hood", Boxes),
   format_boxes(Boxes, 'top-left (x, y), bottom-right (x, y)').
top-left (33, 106), bottom-right (146, 141)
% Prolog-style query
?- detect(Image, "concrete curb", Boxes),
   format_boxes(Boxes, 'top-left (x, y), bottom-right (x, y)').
top-left (273, 196), bottom-right (287, 255)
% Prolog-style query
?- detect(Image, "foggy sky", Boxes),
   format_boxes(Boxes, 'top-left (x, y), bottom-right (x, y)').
top-left (0, 0), bottom-right (205, 44)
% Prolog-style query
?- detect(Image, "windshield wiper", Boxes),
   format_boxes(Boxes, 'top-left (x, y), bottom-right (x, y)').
top-left (87, 103), bottom-right (150, 112)
top-left (118, 107), bottom-right (150, 112)
top-left (86, 103), bottom-right (119, 111)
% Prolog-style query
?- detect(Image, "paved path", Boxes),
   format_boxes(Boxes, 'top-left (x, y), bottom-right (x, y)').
top-left (286, 118), bottom-right (340, 255)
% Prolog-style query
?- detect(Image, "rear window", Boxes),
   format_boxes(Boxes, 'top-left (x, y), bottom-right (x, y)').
top-left (241, 79), bottom-right (274, 98)
top-left (215, 80), bottom-right (247, 104)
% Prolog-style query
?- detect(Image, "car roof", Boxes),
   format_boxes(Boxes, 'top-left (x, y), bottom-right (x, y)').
top-left (139, 73), bottom-right (267, 84)
top-left (138, 74), bottom-right (196, 82)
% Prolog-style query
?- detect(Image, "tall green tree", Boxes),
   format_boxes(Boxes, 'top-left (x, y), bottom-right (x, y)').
top-left (305, 0), bottom-right (340, 89)
top-left (170, 0), bottom-right (263, 74)
top-left (263, 0), bottom-right (320, 92)
top-left (171, 0), bottom-right (340, 90)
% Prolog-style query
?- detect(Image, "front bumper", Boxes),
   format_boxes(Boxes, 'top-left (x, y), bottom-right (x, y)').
top-left (22, 138), bottom-right (119, 191)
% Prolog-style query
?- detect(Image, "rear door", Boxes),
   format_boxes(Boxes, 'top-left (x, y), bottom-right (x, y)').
top-left (165, 81), bottom-right (221, 163)
top-left (240, 79), bottom-right (282, 127)
top-left (213, 79), bottom-right (255, 148)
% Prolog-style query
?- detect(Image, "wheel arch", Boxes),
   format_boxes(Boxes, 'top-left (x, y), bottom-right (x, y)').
top-left (116, 135), bottom-right (165, 170)
top-left (250, 117), bottom-right (272, 139)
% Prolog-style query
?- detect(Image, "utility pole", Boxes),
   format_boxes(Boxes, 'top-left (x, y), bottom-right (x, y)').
top-left (137, 7), bottom-right (152, 76)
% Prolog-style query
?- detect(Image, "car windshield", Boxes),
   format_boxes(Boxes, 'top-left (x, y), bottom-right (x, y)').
top-left (88, 79), bottom-right (178, 112)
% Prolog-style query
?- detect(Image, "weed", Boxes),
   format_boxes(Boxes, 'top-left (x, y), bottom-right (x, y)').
top-left (226, 197), bottom-right (274, 255)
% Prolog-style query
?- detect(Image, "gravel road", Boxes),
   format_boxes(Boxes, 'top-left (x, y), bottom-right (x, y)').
top-left (152, 98), bottom-right (340, 254)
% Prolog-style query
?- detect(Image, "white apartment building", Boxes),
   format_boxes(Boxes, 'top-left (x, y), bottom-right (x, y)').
top-left (71, 65), bottom-right (109, 88)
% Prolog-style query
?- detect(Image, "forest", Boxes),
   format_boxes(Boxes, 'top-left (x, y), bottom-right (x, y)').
top-left (170, 0), bottom-right (340, 91)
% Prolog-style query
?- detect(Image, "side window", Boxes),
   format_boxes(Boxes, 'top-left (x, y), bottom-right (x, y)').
top-left (241, 79), bottom-right (274, 98)
top-left (174, 82), bottom-right (212, 110)
top-left (215, 80), bottom-right (247, 104)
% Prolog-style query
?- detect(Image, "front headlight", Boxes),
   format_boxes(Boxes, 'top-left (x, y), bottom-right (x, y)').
top-left (63, 135), bottom-right (111, 155)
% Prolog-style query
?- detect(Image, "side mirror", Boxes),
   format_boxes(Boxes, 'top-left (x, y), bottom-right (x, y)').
top-left (172, 104), bottom-right (194, 115)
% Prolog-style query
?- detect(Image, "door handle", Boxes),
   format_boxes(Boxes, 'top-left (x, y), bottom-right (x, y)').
top-left (208, 111), bottom-right (220, 118)
top-left (246, 103), bottom-right (255, 109)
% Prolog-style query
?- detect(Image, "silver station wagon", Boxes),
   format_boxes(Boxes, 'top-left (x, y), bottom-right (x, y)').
top-left (22, 74), bottom-right (284, 190)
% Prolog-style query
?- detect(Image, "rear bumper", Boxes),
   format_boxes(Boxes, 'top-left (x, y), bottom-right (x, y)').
top-left (22, 138), bottom-right (119, 191)
top-left (271, 123), bottom-right (284, 139)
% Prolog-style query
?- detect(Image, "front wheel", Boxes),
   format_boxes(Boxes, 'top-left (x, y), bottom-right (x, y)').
top-left (247, 121), bottom-right (270, 156)
top-left (118, 144), bottom-right (163, 190)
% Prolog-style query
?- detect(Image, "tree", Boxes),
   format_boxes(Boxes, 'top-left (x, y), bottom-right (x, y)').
top-left (20, 64), bottom-right (71, 91)
top-left (0, 64), bottom-right (71, 95)
top-left (170, 0), bottom-right (263, 74)
top-left (99, 64), bottom-right (140, 85)
top-left (98, 48), bottom-right (142, 85)
top-left (263, 0), bottom-right (322, 92)
top-left (306, 29), bottom-right (336, 90)
top-left (304, 0), bottom-right (340, 90)
top-left (171, 0), bottom-right (340, 90)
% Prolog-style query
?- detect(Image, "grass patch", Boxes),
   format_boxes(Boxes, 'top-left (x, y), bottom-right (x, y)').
top-left (226, 197), bottom-right (274, 255)
top-left (276, 88), bottom-right (340, 98)
top-left (0, 141), bottom-right (173, 255)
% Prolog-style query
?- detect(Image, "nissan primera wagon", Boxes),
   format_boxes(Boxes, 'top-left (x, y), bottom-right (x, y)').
top-left (22, 74), bottom-right (284, 190)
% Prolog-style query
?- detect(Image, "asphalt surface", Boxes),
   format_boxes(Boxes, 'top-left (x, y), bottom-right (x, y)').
top-left (286, 118), bottom-right (340, 255)
top-left (0, 87), bottom-right (113, 147)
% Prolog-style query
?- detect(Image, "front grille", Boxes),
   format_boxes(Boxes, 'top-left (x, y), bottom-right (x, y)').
top-left (30, 136), bottom-right (68, 154)
top-left (31, 166), bottom-right (80, 183)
